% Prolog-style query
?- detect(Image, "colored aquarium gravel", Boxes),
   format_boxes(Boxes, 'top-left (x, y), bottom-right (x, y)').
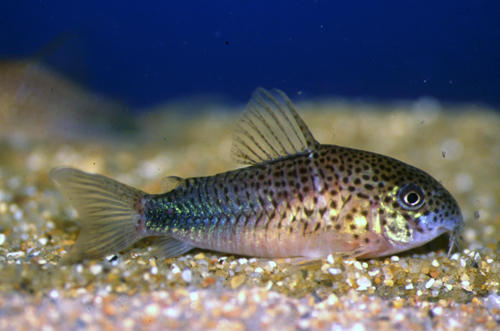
top-left (0, 97), bottom-right (499, 330)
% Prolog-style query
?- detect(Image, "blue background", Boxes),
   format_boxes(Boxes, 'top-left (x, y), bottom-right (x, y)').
top-left (1, 1), bottom-right (499, 110)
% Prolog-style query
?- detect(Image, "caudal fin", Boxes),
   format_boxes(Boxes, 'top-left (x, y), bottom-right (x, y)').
top-left (50, 167), bottom-right (147, 262)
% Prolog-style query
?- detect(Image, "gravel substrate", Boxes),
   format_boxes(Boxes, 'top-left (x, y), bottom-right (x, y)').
top-left (0, 97), bottom-right (499, 330)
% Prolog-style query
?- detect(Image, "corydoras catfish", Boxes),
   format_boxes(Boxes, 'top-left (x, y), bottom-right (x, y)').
top-left (51, 88), bottom-right (464, 262)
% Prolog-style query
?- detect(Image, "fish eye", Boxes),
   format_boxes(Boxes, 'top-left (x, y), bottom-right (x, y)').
top-left (397, 184), bottom-right (425, 210)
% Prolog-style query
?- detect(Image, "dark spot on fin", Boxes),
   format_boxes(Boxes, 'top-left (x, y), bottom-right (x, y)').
top-left (150, 236), bottom-right (194, 258)
top-left (231, 87), bottom-right (319, 165)
top-left (50, 167), bottom-right (147, 263)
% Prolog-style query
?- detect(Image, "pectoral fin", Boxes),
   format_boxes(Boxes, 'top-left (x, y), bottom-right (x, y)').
top-left (150, 236), bottom-right (194, 258)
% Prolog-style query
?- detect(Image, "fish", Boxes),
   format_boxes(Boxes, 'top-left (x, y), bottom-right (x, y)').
top-left (51, 88), bottom-right (464, 262)
top-left (0, 58), bottom-right (135, 140)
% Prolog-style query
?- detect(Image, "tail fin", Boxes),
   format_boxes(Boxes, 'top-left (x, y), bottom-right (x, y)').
top-left (50, 167), bottom-right (147, 262)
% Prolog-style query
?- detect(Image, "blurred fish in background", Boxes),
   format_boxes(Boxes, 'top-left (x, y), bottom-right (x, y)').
top-left (0, 35), bottom-right (137, 143)
top-left (0, 60), bottom-right (137, 142)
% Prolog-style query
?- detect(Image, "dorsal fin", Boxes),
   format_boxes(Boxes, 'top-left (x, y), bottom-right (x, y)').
top-left (231, 87), bottom-right (318, 165)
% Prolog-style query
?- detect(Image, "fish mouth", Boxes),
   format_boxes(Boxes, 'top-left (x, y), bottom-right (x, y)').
top-left (404, 212), bottom-right (464, 253)
top-left (422, 213), bottom-right (465, 255)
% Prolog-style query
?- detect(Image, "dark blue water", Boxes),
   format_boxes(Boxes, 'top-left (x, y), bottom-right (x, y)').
top-left (1, 1), bottom-right (499, 110)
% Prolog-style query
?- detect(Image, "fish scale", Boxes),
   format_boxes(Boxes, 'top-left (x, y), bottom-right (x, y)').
top-left (51, 87), bottom-right (464, 262)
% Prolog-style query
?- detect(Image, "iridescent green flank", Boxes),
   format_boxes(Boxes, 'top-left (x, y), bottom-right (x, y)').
top-left (51, 88), bottom-right (464, 262)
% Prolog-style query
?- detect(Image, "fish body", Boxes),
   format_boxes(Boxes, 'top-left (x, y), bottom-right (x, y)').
top-left (51, 88), bottom-right (463, 262)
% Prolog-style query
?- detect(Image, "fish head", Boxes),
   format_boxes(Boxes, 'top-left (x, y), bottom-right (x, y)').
top-left (372, 157), bottom-right (464, 256)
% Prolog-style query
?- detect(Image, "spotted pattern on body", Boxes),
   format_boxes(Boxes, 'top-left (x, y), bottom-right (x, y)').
top-left (144, 142), bottom-right (462, 259)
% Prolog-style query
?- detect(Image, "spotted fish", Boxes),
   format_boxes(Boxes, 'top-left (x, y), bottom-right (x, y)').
top-left (51, 88), bottom-right (464, 262)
